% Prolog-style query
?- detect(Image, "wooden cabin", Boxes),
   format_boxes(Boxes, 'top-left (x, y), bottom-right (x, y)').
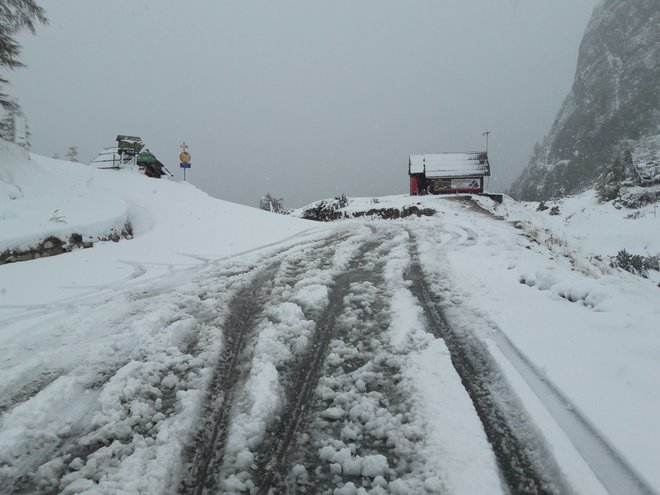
top-left (409, 152), bottom-right (491, 195)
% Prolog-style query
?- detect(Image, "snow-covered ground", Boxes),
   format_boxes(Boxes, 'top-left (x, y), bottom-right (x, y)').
top-left (0, 140), bottom-right (316, 306)
top-left (321, 193), bottom-right (660, 492)
top-left (2, 141), bottom-right (659, 494)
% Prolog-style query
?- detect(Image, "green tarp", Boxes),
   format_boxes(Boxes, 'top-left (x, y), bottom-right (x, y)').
top-left (137, 151), bottom-right (156, 165)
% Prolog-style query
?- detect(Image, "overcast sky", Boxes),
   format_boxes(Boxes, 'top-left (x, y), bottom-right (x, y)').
top-left (12, 0), bottom-right (597, 207)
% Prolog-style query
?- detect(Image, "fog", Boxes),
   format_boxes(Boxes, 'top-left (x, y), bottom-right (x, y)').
top-left (12, 0), bottom-right (597, 207)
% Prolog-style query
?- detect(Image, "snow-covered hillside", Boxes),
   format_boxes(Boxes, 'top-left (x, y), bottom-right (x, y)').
top-left (2, 144), bottom-right (660, 494)
top-left (0, 140), bottom-right (315, 305)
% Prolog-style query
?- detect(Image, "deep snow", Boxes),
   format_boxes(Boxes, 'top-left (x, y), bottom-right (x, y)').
top-left (1, 141), bottom-right (659, 494)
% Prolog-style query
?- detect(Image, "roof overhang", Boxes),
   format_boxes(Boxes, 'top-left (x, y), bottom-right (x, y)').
top-left (409, 152), bottom-right (491, 177)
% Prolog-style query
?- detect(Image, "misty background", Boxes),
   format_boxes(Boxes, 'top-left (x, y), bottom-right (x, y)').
top-left (12, 0), bottom-right (597, 207)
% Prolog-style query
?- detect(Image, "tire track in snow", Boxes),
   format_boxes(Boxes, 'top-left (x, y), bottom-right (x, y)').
top-left (0, 234), bottom-right (343, 495)
top-left (406, 232), bottom-right (572, 495)
top-left (0, 359), bottom-right (134, 494)
top-left (0, 369), bottom-right (65, 415)
top-left (181, 231), bottom-right (354, 495)
top-left (179, 262), bottom-right (282, 495)
top-left (252, 235), bottom-right (388, 494)
top-left (252, 227), bottom-right (430, 494)
top-left (492, 330), bottom-right (658, 495)
top-left (3, 261), bottom-right (279, 493)
top-left (280, 288), bottom-right (418, 492)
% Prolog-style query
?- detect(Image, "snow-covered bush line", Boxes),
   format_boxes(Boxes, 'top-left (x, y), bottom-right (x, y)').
top-left (299, 196), bottom-right (350, 221)
top-left (517, 269), bottom-right (608, 308)
top-left (301, 203), bottom-right (436, 222)
top-left (297, 194), bottom-right (444, 222)
top-left (610, 249), bottom-right (660, 279)
top-left (618, 184), bottom-right (660, 209)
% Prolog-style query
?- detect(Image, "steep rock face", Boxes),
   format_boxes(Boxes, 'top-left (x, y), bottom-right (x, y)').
top-left (510, 0), bottom-right (660, 201)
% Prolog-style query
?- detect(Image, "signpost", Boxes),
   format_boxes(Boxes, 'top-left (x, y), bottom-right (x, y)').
top-left (180, 142), bottom-right (191, 181)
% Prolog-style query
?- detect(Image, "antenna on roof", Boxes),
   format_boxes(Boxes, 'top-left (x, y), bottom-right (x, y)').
top-left (482, 130), bottom-right (491, 153)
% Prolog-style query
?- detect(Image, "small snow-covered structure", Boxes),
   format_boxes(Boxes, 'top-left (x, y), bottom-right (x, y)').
top-left (90, 135), bottom-right (172, 178)
top-left (90, 146), bottom-right (132, 169)
top-left (409, 152), bottom-right (491, 195)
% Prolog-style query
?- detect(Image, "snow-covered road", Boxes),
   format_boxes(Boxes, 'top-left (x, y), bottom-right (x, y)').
top-left (2, 143), bottom-right (659, 495)
top-left (3, 212), bottom-right (655, 495)
top-left (0, 222), bottom-right (650, 495)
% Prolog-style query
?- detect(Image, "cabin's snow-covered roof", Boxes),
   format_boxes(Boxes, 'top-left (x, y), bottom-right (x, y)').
top-left (409, 152), bottom-right (490, 178)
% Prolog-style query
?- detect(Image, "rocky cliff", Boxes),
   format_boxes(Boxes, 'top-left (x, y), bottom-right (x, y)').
top-left (510, 0), bottom-right (660, 201)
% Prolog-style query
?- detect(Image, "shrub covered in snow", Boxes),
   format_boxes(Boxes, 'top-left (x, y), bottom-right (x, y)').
top-left (610, 249), bottom-right (660, 278)
top-left (596, 150), bottom-right (635, 202)
top-left (300, 198), bottom-right (348, 221)
top-left (334, 193), bottom-right (349, 208)
top-left (258, 192), bottom-right (289, 214)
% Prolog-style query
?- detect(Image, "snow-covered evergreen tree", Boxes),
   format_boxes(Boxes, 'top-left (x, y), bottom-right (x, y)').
top-left (0, 104), bottom-right (31, 150)
top-left (259, 193), bottom-right (287, 214)
top-left (21, 122), bottom-right (31, 150)
top-left (65, 145), bottom-right (79, 162)
top-left (0, 1), bottom-right (47, 109)
top-left (0, 104), bottom-right (21, 143)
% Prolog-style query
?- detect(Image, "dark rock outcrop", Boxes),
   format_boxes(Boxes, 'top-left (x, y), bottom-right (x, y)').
top-left (510, 0), bottom-right (660, 201)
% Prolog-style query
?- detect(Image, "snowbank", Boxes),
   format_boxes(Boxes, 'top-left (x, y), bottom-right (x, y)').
top-left (1, 142), bottom-right (318, 306)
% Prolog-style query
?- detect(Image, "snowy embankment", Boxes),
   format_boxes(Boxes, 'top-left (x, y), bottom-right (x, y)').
top-left (0, 141), bottom-right (317, 306)
top-left (0, 141), bottom-right (130, 259)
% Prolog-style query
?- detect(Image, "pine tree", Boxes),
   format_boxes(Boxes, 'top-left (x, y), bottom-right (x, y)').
top-left (596, 149), bottom-right (635, 202)
top-left (259, 193), bottom-right (287, 214)
top-left (0, 103), bottom-right (31, 148)
top-left (0, 103), bottom-right (20, 142)
top-left (65, 145), bottom-right (79, 162)
top-left (0, 112), bottom-right (13, 142)
top-left (0, 1), bottom-right (48, 109)
top-left (21, 122), bottom-right (30, 150)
